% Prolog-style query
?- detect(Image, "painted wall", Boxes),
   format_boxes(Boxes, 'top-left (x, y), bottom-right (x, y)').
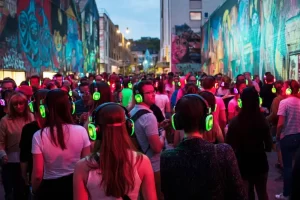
top-left (201, 0), bottom-right (300, 80)
top-left (0, 0), bottom-right (98, 75)
top-left (171, 24), bottom-right (201, 73)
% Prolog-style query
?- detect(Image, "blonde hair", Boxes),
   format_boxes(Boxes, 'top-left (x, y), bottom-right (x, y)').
top-left (8, 92), bottom-right (31, 121)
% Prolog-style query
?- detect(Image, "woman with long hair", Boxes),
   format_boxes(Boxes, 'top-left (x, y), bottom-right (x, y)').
top-left (275, 80), bottom-right (300, 200)
top-left (226, 87), bottom-right (272, 200)
top-left (88, 82), bottom-right (112, 113)
top-left (31, 89), bottom-right (90, 200)
top-left (0, 92), bottom-right (35, 199)
top-left (20, 90), bottom-right (49, 188)
top-left (155, 81), bottom-right (171, 118)
top-left (74, 103), bottom-right (157, 200)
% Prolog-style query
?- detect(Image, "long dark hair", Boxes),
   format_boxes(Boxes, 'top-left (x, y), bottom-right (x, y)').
top-left (89, 82), bottom-right (112, 112)
top-left (33, 89), bottom-right (49, 127)
top-left (42, 89), bottom-right (74, 150)
top-left (89, 104), bottom-right (142, 197)
top-left (238, 87), bottom-right (265, 125)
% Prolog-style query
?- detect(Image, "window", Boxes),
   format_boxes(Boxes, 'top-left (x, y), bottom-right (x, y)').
top-left (190, 11), bottom-right (202, 21)
top-left (190, 0), bottom-right (201, 9)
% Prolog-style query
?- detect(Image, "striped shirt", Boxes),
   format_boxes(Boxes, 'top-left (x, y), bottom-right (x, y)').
top-left (277, 97), bottom-right (300, 139)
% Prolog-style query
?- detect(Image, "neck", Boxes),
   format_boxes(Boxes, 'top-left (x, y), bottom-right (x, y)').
top-left (184, 132), bottom-right (203, 139)
top-left (137, 102), bottom-right (149, 108)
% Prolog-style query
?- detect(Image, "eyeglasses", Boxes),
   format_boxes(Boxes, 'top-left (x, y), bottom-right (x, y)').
top-left (143, 91), bottom-right (156, 95)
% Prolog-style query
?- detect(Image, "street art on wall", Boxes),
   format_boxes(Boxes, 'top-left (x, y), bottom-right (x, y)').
top-left (0, 0), bottom-right (97, 75)
top-left (201, 0), bottom-right (300, 80)
top-left (171, 24), bottom-right (201, 73)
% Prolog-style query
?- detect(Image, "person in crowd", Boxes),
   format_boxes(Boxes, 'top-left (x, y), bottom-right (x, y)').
top-left (75, 82), bottom-right (90, 118)
top-left (202, 76), bottom-right (227, 134)
top-left (216, 76), bottom-right (231, 97)
top-left (73, 103), bottom-right (157, 200)
top-left (244, 72), bottom-right (260, 93)
top-left (199, 91), bottom-right (224, 143)
top-left (275, 80), bottom-right (300, 200)
top-left (170, 76), bottom-right (180, 109)
top-left (253, 75), bottom-right (263, 90)
top-left (41, 78), bottom-right (51, 89)
top-left (112, 81), bottom-right (122, 104)
top-left (19, 89), bottom-right (49, 198)
top-left (165, 72), bottom-right (174, 99)
top-left (120, 78), bottom-right (133, 109)
top-left (31, 89), bottom-right (90, 200)
top-left (226, 87), bottom-right (272, 200)
top-left (130, 80), bottom-right (165, 200)
top-left (228, 80), bottom-right (247, 122)
top-left (1, 79), bottom-right (16, 92)
top-left (0, 90), bottom-right (14, 120)
top-left (291, 147), bottom-right (300, 200)
top-left (46, 81), bottom-right (58, 90)
top-left (16, 85), bottom-right (33, 101)
top-left (29, 75), bottom-right (41, 92)
top-left (266, 81), bottom-right (284, 171)
top-left (155, 81), bottom-right (171, 118)
top-left (161, 94), bottom-right (246, 199)
top-left (175, 73), bottom-right (197, 102)
top-left (260, 74), bottom-right (276, 112)
top-left (53, 73), bottom-right (64, 88)
top-left (0, 92), bottom-right (35, 200)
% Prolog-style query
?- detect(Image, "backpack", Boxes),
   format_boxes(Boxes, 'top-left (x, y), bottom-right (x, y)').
top-left (130, 109), bottom-right (151, 154)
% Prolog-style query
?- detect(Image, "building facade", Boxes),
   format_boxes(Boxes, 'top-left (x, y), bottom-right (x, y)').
top-left (160, 0), bottom-right (224, 73)
top-left (99, 9), bottom-right (133, 74)
top-left (201, 0), bottom-right (300, 80)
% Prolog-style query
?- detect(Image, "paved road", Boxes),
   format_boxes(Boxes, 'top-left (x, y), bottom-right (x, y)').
top-left (0, 152), bottom-right (283, 200)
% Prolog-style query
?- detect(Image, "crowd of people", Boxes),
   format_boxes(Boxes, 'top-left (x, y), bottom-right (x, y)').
top-left (0, 71), bottom-right (300, 200)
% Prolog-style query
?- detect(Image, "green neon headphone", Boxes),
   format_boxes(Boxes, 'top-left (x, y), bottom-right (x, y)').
top-left (28, 96), bottom-right (35, 113)
top-left (28, 79), bottom-right (42, 87)
top-left (134, 82), bottom-right (144, 104)
top-left (171, 94), bottom-right (214, 132)
top-left (286, 87), bottom-right (292, 95)
top-left (272, 85), bottom-right (276, 94)
top-left (238, 96), bottom-right (262, 108)
top-left (92, 82), bottom-right (101, 101)
top-left (128, 82), bottom-right (133, 89)
top-left (87, 102), bottom-right (134, 141)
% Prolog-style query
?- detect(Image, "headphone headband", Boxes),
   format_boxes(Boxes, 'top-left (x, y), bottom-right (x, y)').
top-left (178, 94), bottom-right (211, 114)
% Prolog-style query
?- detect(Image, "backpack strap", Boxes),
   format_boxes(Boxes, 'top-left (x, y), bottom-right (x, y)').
top-left (131, 109), bottom-right (151, 154)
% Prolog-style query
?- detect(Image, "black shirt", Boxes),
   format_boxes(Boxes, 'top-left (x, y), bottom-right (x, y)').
top-left (19, 121), bottom-right (40, 176)
top-left (260, 84), bottom-right (276, 111)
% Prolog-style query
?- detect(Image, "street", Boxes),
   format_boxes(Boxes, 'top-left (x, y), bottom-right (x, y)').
top-left (0, 152), bottom-right (283, 200)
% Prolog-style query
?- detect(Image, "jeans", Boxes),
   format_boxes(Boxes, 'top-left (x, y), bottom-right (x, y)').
top-left (1, 163), bottom-right (25, 200)
top-left (280, 134), bottom-right (300, 196)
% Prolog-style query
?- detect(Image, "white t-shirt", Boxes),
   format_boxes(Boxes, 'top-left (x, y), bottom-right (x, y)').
top-left (213, 96), bottom-right (226, 125)
top-left (277, 97), bottom-right (300, 139)
top-left (32, 124), bottom-right (90, 179)
top-left (155, 94), bottom-right (170, 117)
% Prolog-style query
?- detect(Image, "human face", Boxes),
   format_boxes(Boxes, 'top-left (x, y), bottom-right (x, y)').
top-left (238, 83), bottom-right (247, 94)
top-left (12, 100), bottom-right (26, 114)
top-left (188, 76), bottom-right (197, 84)
top-left (281, 83), bottom-right (289, 96)
top-left (55, 77), bottom-right (63, 87)
top-left (30, 78), bottom-right (40, 87)
top-left (79, 85), bottom-right (90, 102)
top-left (142, 85), bottom-right (156, 106)
top-left (2, 82), bottom-right (14, 91)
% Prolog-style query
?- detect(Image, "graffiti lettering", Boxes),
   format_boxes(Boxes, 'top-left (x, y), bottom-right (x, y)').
top-left (3, 49), bottom-right (25, 70)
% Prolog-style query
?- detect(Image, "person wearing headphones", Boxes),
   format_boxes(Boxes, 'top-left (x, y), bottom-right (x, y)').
top-left (73, 103), bottom-right (157, 200)
top-left (276, 80), bottom-right (300, 200)
top-left (130, 80), bottom-right (165, 200)
top-left (161, 94), bottom-right (246, 199)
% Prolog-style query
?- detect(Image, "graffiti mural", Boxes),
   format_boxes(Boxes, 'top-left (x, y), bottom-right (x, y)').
top-left (81, 0), bottom-right (99, 73)
top-left (0, 0), bottom-right (97, 75)
top-left (171, 24), bottom-right (201, 73)
top-left (201, 0), bottom-right (300, 79)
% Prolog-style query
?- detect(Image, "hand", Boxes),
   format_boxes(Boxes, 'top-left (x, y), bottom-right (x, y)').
top-left (1, 155), bottom-right (8, 165)
top-left (160, 119), bottom-right (170, 129)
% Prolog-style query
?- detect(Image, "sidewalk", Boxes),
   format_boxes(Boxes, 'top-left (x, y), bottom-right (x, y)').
top-left (0, 152), bottom-right (283, 200)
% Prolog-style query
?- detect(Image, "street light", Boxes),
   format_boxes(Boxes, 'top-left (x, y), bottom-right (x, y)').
top-left (116, 29), bottom-right (120, 34)
top-left (126, 27), bottom-right (130, 34)
top-left (127, 41), bottom-right (131, 45)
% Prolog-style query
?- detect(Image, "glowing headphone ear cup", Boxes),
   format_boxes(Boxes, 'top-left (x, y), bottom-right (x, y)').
top-left (28, 102), bottom-right (34, 113)
top-left (128, 119), bottom-right (135, 136)
top-left (128, 83), bottom-right (133, 89)
top-left (171, 114), bottom-right (177, 130)
top-left (135, 94), bottom-right (143, 103)
top-left (39, 105), bottom-right (46, 118)
top-left (272, 87), bottom-right (276, 94)
top-left (205, 114), bottom-right (213, 131)
top-left (72, 102), bottom-right (75, 114)
top-left (238, 99), bottom-right (242, 108)
top-left (93, 92), bottom-right (101, 101)
top-left (88, 123), bottom-right (97, 141)
top-left (286, 88), bottom-right (292, 95)
top-left (259, 97), bottom-right (263, 106)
